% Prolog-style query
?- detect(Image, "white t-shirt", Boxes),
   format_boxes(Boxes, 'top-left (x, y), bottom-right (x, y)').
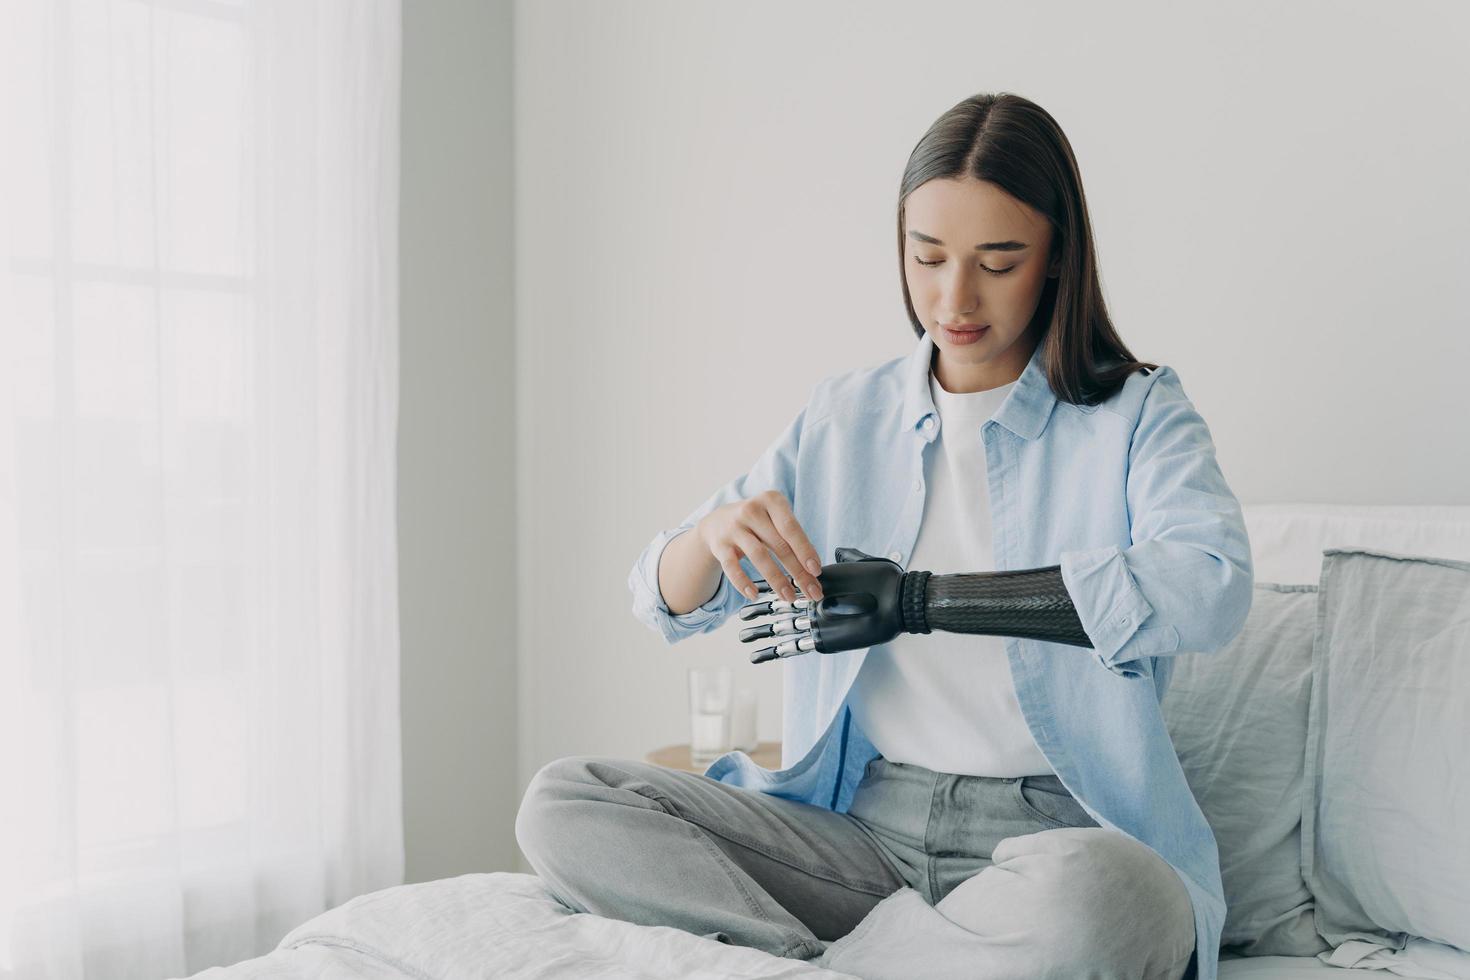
top-left (845, 368), bottom-right (1054, 777)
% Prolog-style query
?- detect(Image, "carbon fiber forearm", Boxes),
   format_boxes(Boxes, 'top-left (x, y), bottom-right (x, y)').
top-left (907, 565), bottom-right (1093, 648)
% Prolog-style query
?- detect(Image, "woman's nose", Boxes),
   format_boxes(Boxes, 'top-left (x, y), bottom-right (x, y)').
top-left (940, 268), bottom-right (981, 313)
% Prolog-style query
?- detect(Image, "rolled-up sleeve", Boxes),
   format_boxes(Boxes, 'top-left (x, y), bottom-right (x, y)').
top-left (1059, 367), bottom-right (1254, 678)
top-left (628, 400), bottom-right (812, 645)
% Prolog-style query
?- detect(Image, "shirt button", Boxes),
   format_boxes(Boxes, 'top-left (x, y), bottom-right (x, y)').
top-left (913, 480), bottom-right (922, 492)
top-left (887, 550), bottom-right (902, 562)
top-left (922, 417), bottom-right (934, 430)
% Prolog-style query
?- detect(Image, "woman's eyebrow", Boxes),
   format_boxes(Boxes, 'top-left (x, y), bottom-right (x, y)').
top-left (907, 230), bottom-right (1029, 251)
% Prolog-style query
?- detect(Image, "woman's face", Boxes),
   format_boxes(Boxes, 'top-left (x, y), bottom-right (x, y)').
top-left (903, 177), bottom-right (1059, 392)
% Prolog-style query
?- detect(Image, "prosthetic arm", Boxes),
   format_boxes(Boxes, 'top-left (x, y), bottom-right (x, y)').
top-left (738, 547), bottom-right (1093, 664)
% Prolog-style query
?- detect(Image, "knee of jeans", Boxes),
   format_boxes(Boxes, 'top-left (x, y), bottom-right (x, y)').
top-left (514, 755), bottom-right (602, 866)
top-left (999, 828), bottom-right (1195, 967)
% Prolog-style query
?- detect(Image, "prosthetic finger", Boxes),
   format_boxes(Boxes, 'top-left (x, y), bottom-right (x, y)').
top-left (737, 605), bottom-right (814, 641)
top-left (739, 581), bottom-right (819, 663)
top-left (743, 578), bottom-right (819, 622)
top-left (744, 632), bottom-right (819, 663)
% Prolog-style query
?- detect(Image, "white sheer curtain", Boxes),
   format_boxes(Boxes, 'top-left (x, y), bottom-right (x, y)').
top-left (0, 2), bottom-right (403, 977)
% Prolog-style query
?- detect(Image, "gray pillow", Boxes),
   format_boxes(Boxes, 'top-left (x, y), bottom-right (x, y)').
top-left (1161, 583), bottom-right (1329, 957)
top-left (1302, 548), bottom-right (1470, 960)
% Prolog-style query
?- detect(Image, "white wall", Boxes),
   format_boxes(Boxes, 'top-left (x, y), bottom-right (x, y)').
top-left (399, 0), bottom-right (518, 882)
top-left (503, 0), bottom-right (1469, 873)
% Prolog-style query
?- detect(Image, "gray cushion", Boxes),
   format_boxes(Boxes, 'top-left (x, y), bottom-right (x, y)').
top-left (1302, 548), bottom-right (1470, 959)
top-left (1162, 583), bottom-right (1329, 957)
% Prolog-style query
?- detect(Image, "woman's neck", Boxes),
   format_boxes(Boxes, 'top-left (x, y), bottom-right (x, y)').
top-left (931, 334), bottom-right (1035, 394)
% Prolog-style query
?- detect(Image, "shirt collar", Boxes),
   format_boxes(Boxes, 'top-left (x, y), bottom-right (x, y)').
top-left (902, 331), bottom-right (1058, 442)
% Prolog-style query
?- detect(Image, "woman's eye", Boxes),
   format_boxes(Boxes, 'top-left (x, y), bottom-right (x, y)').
top-left (913, 257), bottom-right (1014, 275)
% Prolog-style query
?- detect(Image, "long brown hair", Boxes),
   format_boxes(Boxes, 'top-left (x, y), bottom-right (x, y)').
top-left (898, 92), bottom-right (1156, 405)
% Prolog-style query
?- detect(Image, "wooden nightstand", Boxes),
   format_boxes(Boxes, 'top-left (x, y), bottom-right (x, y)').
top-left (646, 741), bottom-right (782, 773)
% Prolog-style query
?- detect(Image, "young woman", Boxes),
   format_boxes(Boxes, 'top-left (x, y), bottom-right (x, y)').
top-left (516, 92), bottom-right (1253, 980)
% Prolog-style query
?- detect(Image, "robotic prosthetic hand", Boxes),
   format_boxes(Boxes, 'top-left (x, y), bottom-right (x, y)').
top-left (738, 546), bottom-right (1093, 664)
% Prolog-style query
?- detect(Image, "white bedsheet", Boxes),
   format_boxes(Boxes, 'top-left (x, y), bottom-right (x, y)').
top-left (1219, 956), bottom-right (1349, 978)
top-left (182, 869), bottom-right (1464, 980)
top-left (1219, 944), bottom-right (1470, 980)
top-left (179, 871), bottom-right (860, 980)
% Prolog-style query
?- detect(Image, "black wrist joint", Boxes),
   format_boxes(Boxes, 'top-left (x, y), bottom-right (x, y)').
top-left (900, 570), bottom-right (931, 634)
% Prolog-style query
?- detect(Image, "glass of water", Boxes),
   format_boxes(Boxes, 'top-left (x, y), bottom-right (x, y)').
top-left (688, 666), bottom-right (734, 766)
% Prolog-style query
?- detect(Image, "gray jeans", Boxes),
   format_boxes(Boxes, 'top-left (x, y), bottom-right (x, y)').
top-left (515, 754), bottom-right (1196, 980)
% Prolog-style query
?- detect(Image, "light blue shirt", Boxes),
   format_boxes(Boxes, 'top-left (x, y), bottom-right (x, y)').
top-left (628, 332), bottom-right (1254, 980)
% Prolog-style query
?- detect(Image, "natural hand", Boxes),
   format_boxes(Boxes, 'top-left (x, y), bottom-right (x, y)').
top-left (739, 547), bottom-right (910, 664)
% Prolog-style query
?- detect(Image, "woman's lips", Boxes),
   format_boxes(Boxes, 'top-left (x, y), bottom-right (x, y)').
top-left (943, 325), bottom-right (989, 345)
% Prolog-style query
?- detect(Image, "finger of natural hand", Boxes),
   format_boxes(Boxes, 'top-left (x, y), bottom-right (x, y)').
top-left (736, 529), bottom-right (795, 602)
top-left (753, 500), bottom-right (822, 601)
top-left (713, 542), bottom-right (761, 601)
top-left (746, 511), bottom-right (817, 602)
